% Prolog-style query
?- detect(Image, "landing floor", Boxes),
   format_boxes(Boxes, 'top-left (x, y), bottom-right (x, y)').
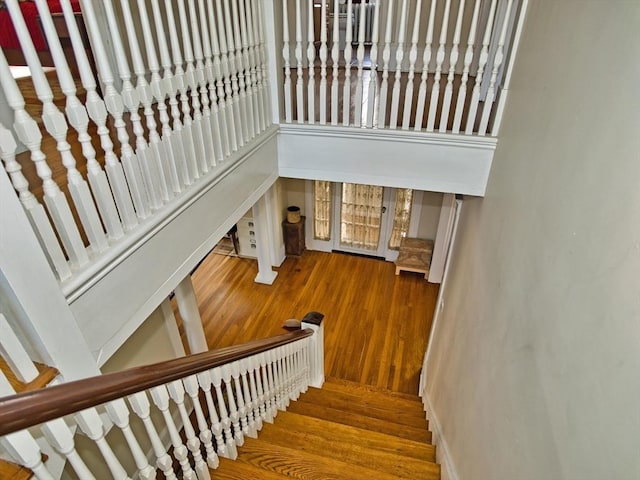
top-left (182, 250), bottom-right (439, 396)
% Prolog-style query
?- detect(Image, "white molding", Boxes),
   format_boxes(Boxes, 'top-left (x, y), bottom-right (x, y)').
top-left (423, 392), bottom-right (460, 480)
top-left (428, 193), bottom-right (457, 284)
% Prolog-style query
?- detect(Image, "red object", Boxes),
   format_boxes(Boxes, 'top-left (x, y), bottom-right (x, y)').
top-left (0, 1), bottom-right (81, 51)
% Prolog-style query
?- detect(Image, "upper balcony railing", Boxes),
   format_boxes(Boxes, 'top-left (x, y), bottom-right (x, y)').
top-left (278, 0), bottom-right (526, 137)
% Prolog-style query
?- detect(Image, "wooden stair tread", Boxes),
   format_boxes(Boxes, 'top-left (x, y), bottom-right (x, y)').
top-left (324, 377), bottom-right (426, 405)
top-left (0, 459), bottom-right (33, 480)
top-left (233, 437), bottom-right (433, 480)
top-left (215, 457), bottom-right (291, 479)
top-left (300, 386), bottom-right (429, 427)
top-left (0, 357), bottom-right (58, 394)
top-left (270, 410), bottom-right (435, 462)
top-left (260, 415), bottom-right (439, 478)
top-left (287, 400), bottom-right (432, 443)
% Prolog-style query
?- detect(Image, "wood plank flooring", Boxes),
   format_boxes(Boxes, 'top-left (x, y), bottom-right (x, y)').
top-left (184, 250), bottom-right (439, 395)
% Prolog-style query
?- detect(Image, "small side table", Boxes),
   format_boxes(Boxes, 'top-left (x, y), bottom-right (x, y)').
top-left (282, 216), bottom-right (305, 256)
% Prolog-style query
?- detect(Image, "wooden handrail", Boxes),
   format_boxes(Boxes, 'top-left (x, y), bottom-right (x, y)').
top-left (0, 329), bottom-right (313, 436)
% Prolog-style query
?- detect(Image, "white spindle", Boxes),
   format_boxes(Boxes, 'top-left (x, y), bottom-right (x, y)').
top-left (282, 1), bottom-right (293, 123)
top-left (354, 0), bottom-right (367, 126)
top-left (0, 428), bottom-right (55, 480)
top-left (330, 0), bottom-right (340, 125)
top-left (150, 385), bottom-right (197, 480)
top-left (307, 0), bottom-right (316, 124)
top-left (0, 312), bottom-right (38, 382)
top-left (195, 371), bottom-right (229, 460)
top-left (221, 364), bottom-right (244, 447)
top-left (259, 353), bottom-right (276, 422)
top-left (319, 0), bottom-right (328, 124)
top-left (257, 0), bottom-right (272, 128)
top-left (211, 367), bottom-right (238, 459)
top-left (231, 0), bottom-right (250, 141)
top-left (0, 124), bottom-right (70, 279)
top-left (167, 379), bottom-right (213, 476)
top-left (245, 0), bottom-right (262, 135)
top-left (41, 418), bottom-right (96, 480)
top-left (0, 50), bottom-right (87, 268)
top-left (439, 0), bottom-right (465, 132)
top-left (208, 0), bottom-right (232, 156)
top-left (239, 360), bottom-right (259, 437)
top-left (75, 408), bottom-right (130, 480)
top-left (414, 0), bottom-right (437, 131)
top-left (402, 0), bottom-right (422, 129)
top-left (478, 0), bottom-right (514, 135)
top-left (216, 0), bottom-right (239, 151)
top-left (252, 355), bottom-right (268, 424)
top-left (389, 0), bottom-right (408, 128)
top-left (426, 0), bottom-right (451, 131)
top-left (366, 0), bottom-right (381, 127)
top-left (378, 0), bottom-right (394, 127)
top-left (294, 0), bottom-right (305, 123)
top-left (465, 0), bottom-right (497, 134)
top-left (238, 0), bottom-right (256, 138)
top-left (453, 0), bottom-right (481, 133)
top-left (342, 0), bottom-right (354, 126)
top-left (165, 0), bottom-right (200, 182)
top-left (182, 375), bottom-right (219, 469)
top-left (61, 0), bottom-right (134, 234)
top-left (128, 392), bottom-right (178, 480)
top-left (223, 0), bottom-right (244, 146)
top-left (231, 362), bottom-right (251, 439)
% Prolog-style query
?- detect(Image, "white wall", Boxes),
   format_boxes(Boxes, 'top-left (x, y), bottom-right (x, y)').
top-left (425, 1), bottom-right (640, 479)
top-left (417, 191), bottom-right (443, 240)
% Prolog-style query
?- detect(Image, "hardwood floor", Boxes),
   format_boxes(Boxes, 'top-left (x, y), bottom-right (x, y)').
top-left (183, 250), bottom-right (439, 395)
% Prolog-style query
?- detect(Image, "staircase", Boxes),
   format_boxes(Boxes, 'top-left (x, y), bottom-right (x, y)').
top-left (214, 377), bottom-right (440, 479)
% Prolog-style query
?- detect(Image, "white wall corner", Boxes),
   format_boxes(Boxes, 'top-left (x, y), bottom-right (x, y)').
top-left (424, 392), bottom-right (460, 480)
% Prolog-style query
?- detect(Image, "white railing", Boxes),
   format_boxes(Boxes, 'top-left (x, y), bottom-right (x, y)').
top-left (280, 0), bottom-right (523, 136)
top-left (0, 315), bottom-right (324, 479)
top-left (0, 0), bottom-right (272, 286)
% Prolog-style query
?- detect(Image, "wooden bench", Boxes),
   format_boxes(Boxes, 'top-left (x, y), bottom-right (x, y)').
top-left (394, 237), bottom-right (434, 279)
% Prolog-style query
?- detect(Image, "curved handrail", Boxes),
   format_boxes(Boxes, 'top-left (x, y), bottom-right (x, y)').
top-left (0, 329), bottom-right (313, 436)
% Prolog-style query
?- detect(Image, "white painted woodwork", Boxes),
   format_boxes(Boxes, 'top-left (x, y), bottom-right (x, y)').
top-left (439, 0), bottom-right (465, 132)
top-left (278, 125), bottom-right (495, 196)
top-left (301, 320), bottom-right (323, 388)
top-left (282, 0), bottom-right (293, 123)
top-left (250, 355), bottom-right (268, 425)
top-left (0, 313), bottom-right (39, 382)
top-left (243, 0), bottom-right (260, 136)
top-left (223, 0), bottom-right (244, 148)
top-left (428, 192), bottom-right (457, 283)
top-left (366, 0), bottom-right (381, 128)
top-left (252, 193), bottom-right (278, 285)
top-left (294, 0), bottom-right (305, 123)
top-left (318, 0), bottom-right (328, 124)
top-left (342, 0), bottom-right (354, 126)
top-left (389, 0), bottom-right (408, 129)
top-left (426, 0), bottom-right (451, 132)
top-left (0, 123), bottom-right (70, 280)
top-left (378, 0), bottom-right (394, 127)
top-left (231, 0), bottom-right (250, 143)
top-left (159, 299), bottom-right (187, 358)
top-left (414, 0), bottom-right (437, 131)
top-left (222, 364), bottom-right (244, 446)
top-left (306, 0), bottom-right (316, 125)
top-left (211, 367), bottom-right (239, 459)
top-left (238, 360), bottom-right (259, 438)
top-left (174, 275), bottom-right (208, 354)
top-left (194, 371), bottom-right (228, 462)
top-left (265, 182), bottom-right (286, 267)
top-left (353, 0), bottom-right (367, 127)
top-left (238, 0), bottom-right (256, 140)
top-left (402, 0), bottom-right (422, 130)
top-left (255, 0), bottom-right (273, 129)
top-left (216, 0), bottom-right (239, 153)
top-left (41, 418), bottom-right (96, 480)
top-left (0, 428), bottom-right (55, 480)
top-left (330, 0), bottom-right (340, 125)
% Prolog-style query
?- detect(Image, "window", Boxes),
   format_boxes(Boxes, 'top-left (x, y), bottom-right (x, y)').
top-left (388, 188), bottom-right (413, 249)
top-left (313, 180), bottom-right (332, 240)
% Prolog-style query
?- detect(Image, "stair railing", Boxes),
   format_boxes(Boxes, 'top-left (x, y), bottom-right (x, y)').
top-left (0, 312), bottom-right (325, 480)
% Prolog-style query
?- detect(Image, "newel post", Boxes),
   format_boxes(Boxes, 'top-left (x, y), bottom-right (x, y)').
top-left (301, 311), bottom-right (324, 388)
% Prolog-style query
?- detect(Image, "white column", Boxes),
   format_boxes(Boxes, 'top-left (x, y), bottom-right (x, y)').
top-left (159, 299), bottom-right (186, 357)
top-left (252, 194), bottom-right (278, 284)
top-left (174, 276), bottom-right (208, 353)
top-left (261, 0), bottom-right (281, 124)
top-left (266, 182), bottom-right (285, 267)
top-left (301, 311), bottom-right (324, 388)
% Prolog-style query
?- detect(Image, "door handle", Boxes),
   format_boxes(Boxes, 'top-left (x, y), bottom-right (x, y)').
top-left (382, 206), bottom-right (387, 213)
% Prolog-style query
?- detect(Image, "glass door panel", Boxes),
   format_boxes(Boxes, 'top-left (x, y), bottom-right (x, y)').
top-left (339, 183), bottom-right (384, 251)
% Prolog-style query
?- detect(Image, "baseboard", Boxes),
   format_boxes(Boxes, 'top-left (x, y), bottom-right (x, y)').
top-left (424, 393), bottom-right (460, 480)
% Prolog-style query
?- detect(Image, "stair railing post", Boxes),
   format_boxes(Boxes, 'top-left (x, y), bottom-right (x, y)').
top-left (301, 311), bottom-right (324, 388)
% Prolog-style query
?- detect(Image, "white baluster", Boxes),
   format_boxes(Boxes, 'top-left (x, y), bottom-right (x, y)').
top-left (0, 50), bottom-right (87, 268)
top-left (251, 355), bottom-right (267, 426)
top-left (222, 364), bottom-right (244, 447)
top-left (167, 379), bottom-right (213, 476)
top-left (231, 361), bottom-right (254, 439)
top-left (282, 1), bottom-right (293, 123)
top-left (244, 0), bottom-right (262, 135)
top-left (0, 429), bottom-right (55, 480)
top-left (439, 0), bottom-right (465, 132)
top-left (330, 0), bottom-right (340, 125)
top-left (223, 0), bottom-right (244, 146)
top-left (127, 392), bottom-right (178, 480)
top-left (0, 124), bottom-right (70, 279)
top-left (106, 399), bottom-right (156, 480)
top-left (414, 0), bottom-right (437, 131)
top-left (150, 385), bottom-right (198, 480)
top-left (294, 0), bottom-right (305, 123)
top-left (270, 349), bottom-right (284, 411)
top-left (318, 0), bottom-right (328, 124)
top-left (35, 0), bottom-right (122, 246)
top-left (41, 418), bottom-right (96, 480)
top-left (177, 0), bottom-right (208, 177)
top-left (165, 0), bottom-right (200, 182)
top-left (453, 0), bottom-right (481, 133)
top-left (306, 0), bottom-right (316, 124)
top-left (389, 0), bottom-right (408, 128)
top-left (152, 0), bottom-right (189, 191)
top-left (366, 0), bottom-right (381, 128)
top-left (401, 0), bottom-right (422, 129)
top-left (182, 375), bottom-right (219, 469)
top-left (478, 0), bottom-right (514, 135)
top-left (75, 408), bottom-right (130, 480)
top-left (342, 0), bottom-right (353, 126)
top-left (199, 0), bottom-right (225, 163)
top-left (239, 359), bottom-right (259, 437)
top-left (378, 0), bottom-right (394, 127)
top-left (237, 0), bottom-right (256, 139)
top-left (137, 0), bottom-right (179, 198)
top-left (465, 0), bottom-right (497, 134)
top-left (101, 0), bottom-right (156, 214)
top-left (211, 367), bottom-right (238, 459)
top-left (119, 0), bottom-right (170, 208)
top-left (0, 313), bottom-right (38, 382)
top-left (209, 0), bottom-right (233, 155)
top-left (256, 0), bottom-right (272, 128)
top-left (354, 0), bottom-right (367, 126)
top-left (259, 352), bottom-right (275, 422)
top-left (231, 0), bottom-right (250, 140)
top-left (195, 371), bottom-right (229, 460)
top-left (426, 0), bottom-right (451, 132)
top-left (216, 0), bottom-right (239, 151)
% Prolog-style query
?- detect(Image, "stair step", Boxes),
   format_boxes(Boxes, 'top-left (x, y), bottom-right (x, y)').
top-left (300, 386), bottom-right (429, 428)
top-left (287, 400), bottom-right (432, 443)
top-left (0, 357), bottom-right (58, 394)
top-left (325, 376), bottom-right (426, 405)
top-left (260, 413), bottom-right (439, 478)
top-left (0, 459), bottom-right (33, 480)
top-left (271, 411), bottom-right (435, 462)
top-left (232, 437), bottom-right (427, 480)
top-left (215, 458), bottom-right (290, 479)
